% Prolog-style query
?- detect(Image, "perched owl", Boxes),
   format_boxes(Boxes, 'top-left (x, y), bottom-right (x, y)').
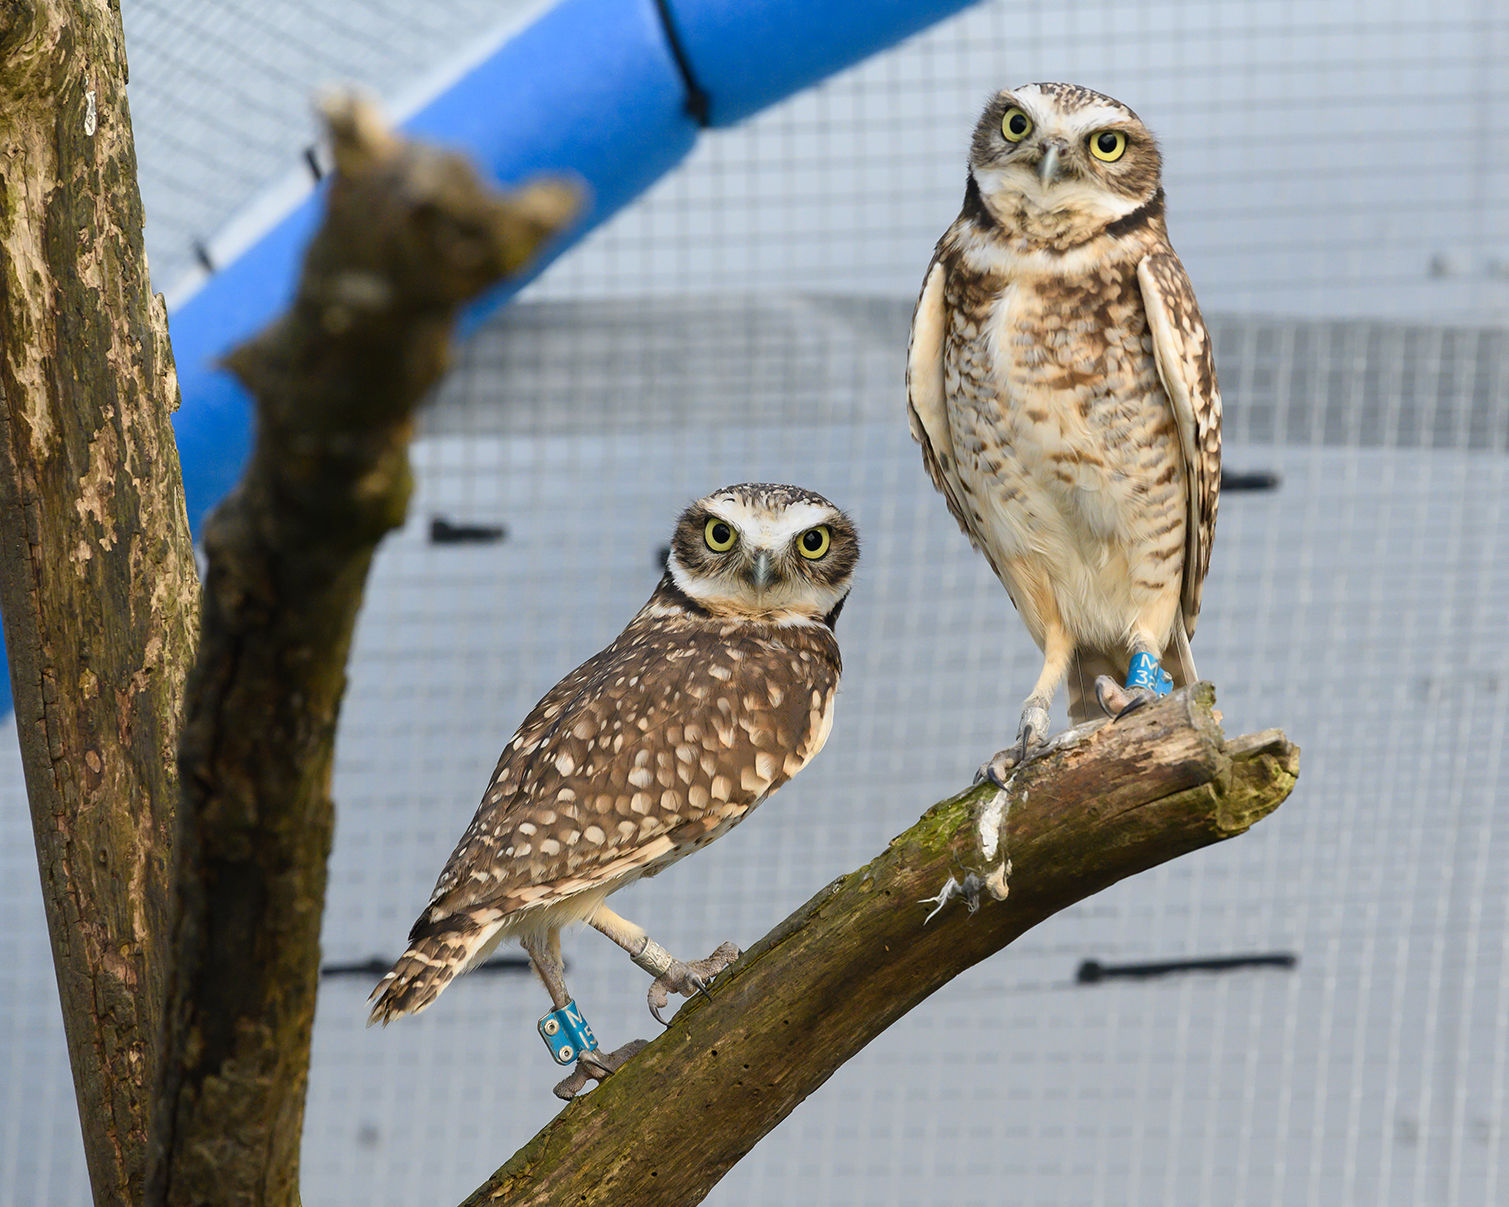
top-left (907, 82), bottom-right (1221, 785)
top-left (369, 483), bottom-right (858, 1097)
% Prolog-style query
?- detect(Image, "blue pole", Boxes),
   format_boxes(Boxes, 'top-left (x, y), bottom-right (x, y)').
top-left (0, 0), bottom-right (976, 716)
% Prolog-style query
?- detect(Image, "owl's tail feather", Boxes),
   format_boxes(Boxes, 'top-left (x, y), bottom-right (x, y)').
top-left (366, 912), bottom-right (506, 1026)
top-left (1065, 622), bottom-right (1198, 727)
top-left (1165, 619), bottom-right (1198, 688)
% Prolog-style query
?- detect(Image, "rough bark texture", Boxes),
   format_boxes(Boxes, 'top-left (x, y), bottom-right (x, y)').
top-left (145, 98), bottom-right (579, 1207)
top-left (466, 686), bottom-right (1298, 1207)
top-left (0, 4), bottom-right (198, 1206)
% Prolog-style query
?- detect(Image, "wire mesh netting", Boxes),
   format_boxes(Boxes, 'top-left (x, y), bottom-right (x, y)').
top-left (3, 1), bottom-right (1508, 1205)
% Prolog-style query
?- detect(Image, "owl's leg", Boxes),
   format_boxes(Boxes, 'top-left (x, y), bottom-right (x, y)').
top-left (522, 928), bottom-right (570, 1009)
top-left (1094, 630), bottom-right (1173, 719)
top-left (521, 929), bottom-right (645, 1100)
top-left (977, 622), bottom-right (1074, 788)
top-left (589, 904), bottom-right (741, 1026)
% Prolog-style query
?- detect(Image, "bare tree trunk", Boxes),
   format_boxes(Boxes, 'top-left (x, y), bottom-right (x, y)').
top-left (463, 689), bottom-right (1298, 1207)
top-left (0, 4), bottom-right (198, 1206)
top-left (145, 98), bottom-right (579, 1207)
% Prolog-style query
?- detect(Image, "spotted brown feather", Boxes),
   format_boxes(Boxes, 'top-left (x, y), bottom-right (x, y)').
top-left (427, 597), bottom-right (841, 916)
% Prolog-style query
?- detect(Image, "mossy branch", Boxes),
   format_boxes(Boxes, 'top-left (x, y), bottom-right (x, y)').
top-left (465, 685), bottom-right (1298, 1207)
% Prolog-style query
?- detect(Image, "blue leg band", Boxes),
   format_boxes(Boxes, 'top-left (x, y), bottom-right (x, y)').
top-left (538, 999), bottom-right (599, 1065)
top-left (1125, 652), bottom-right (1173, 696)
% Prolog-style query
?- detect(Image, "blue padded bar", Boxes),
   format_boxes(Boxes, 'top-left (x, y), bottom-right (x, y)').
top-left (666, 0), bottom-right (977, 128)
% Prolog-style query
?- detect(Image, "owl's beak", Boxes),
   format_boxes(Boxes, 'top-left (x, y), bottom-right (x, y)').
top-left (1036, 142), bottom-right (1063, 186)
top-left (749, 550), bottom-right (776, 592)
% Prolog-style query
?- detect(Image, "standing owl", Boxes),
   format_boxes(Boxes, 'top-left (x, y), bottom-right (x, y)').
top-left (369, 483), bottom-right (858, 1098)
top-left (908, 82), bottom-right (1221, 785)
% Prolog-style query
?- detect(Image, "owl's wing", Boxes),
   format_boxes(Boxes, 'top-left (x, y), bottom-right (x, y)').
top-left (907, 255), bottom-right (976, 541)
top-left (423, 622), bottom-right (840, 919)
top-left (1137, 251), bottom-right (1222, 634)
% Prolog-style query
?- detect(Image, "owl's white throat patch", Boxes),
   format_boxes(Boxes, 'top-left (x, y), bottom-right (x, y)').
top-left (974, 165), bottom-right (1145, 230)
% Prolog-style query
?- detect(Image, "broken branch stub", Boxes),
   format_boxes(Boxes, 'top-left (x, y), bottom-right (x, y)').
top-left (225, 93), bottom-right (581, 435)
top-left (149, 96), bottom-right (580, 1207)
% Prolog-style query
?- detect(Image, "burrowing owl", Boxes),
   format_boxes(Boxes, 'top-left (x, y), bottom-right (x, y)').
top-left (908, 82), bottom-right (1221, 785)
top-left (369, 483), bottom-right (858, 1097)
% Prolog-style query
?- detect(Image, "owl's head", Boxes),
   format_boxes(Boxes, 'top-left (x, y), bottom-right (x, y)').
top-left (666, 483), bottom-right (859, 626)
top-left (966, 82), bottom-right (1162, 237)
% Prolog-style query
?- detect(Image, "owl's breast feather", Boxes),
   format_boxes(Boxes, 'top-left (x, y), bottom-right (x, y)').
top-left (951, 274), bottom-right (1177, 552)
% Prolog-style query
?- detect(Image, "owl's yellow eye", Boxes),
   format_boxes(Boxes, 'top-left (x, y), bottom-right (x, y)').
top-left (797, 526), bottom-right (831, 560)
top-left (1089, 129), bottom-right (1127, 162)
top-left (1001, 107), bottom-right (1033, 143)
top-left (704, 518), bottom-right (737, 552)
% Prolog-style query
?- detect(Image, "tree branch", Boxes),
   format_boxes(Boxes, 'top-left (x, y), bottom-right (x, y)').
top-left (0, 5), bottom-right (197, 1204)
top-left (465, 685), bottom-right (1297, 1207)
top-left (145, 97), bottom-right (580, 1207)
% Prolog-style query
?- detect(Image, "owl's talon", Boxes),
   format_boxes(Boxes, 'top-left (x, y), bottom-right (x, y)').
top-left (976, 700), bottom-right (1052, 786)
top-left (646, 941), bottom-right (741, 1025)
top-left (552, 1039), bottom-right (649, 1100)
top-left (1094, 674), bottom-right (1124, 716)
top-left (976, 751), bottom-right (1018, 789)
top-left (1117, 689), bottom-right (1158, 718)
top-left (1017, 703), bottom-right (1050, 758)
top-left (1094, 675), bottom-right (1161, 719)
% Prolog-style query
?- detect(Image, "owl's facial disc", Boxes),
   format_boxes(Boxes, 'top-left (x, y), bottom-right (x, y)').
top-left (666, 490), bottom-right (856, 624)
top-left (966, 83), bottom-right (1158, 233)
